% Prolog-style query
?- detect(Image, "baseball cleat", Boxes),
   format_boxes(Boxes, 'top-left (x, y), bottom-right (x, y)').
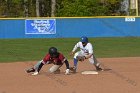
top-left (65, 69), bottom-right (70, 75)
top-left (26, 68), bottom-right (35, 73)
top-left (96, 66), bottom-right (104, 71)
top-left (32, 71), bottom-right (39, 76)
top-left (69, 67), bottom-right (76, 73)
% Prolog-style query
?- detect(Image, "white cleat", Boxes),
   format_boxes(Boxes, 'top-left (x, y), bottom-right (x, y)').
top-left (65, 69), bottom-right (70, 75)
top-left (31, 71), bottom-right (39, 76)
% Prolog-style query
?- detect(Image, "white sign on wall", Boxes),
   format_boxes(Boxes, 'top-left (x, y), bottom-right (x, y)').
top-left (25, 19), bottom-right (56, 34)
top-left (125, 17), bottom-right (135, 22)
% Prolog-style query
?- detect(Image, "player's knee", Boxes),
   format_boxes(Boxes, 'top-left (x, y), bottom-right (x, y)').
top-left (49, 68), bottom-right (55, 73)
top-left (74, 52), bottom-right (80, 59)
top-left (49, 70), bottom-right (54, 73)
top-left (89, 60), bottom-right (94, 64)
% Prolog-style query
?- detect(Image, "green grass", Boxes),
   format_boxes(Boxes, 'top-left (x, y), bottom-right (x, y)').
top-left (0, 37), bottom-right (140, 63)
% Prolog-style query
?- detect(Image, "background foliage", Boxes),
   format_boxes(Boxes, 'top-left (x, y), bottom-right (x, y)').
top-left (0, 0), bottom-right (132, 17)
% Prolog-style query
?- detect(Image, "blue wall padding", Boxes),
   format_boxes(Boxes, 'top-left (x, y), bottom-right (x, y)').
top-left (0, 17), bottom-right (140, 39)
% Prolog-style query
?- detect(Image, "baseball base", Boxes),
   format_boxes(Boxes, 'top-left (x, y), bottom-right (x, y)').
top-left (81, 71), bottom-right (98, 75)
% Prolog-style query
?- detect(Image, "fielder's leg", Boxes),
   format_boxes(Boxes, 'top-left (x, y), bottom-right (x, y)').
top-left (89, 55), bottom-right (103, 71)
top-left (70, 51), bottom-right (84, 73)
top-left (69, 58), bottom-right (77, 73)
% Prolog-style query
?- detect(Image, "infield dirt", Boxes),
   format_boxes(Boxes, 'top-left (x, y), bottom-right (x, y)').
top-left (0, 57), bottom-right (140, 93)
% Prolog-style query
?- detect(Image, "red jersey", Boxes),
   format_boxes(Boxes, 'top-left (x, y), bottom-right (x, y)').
top-left (43, 53), bottom-right (65, 65)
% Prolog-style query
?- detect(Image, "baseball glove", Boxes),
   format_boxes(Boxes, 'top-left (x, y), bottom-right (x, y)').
top-left (76, 56), bottom-right (86, 61)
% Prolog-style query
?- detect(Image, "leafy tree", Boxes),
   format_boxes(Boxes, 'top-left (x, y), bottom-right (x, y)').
top-left (0, 0), bottom-right (7, 17)
top-left (0, 0), bottom-right (24, 17)
top-left (56, 0), bottom-right (122, 16)
top-left (0, 0), bottom-right (132, 17)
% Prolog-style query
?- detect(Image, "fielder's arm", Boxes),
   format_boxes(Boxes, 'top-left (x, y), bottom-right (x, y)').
top-left (70, 42), bottom-right (79, 55)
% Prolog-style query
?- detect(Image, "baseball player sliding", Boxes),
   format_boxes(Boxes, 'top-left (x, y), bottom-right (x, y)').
top-left (26, 47), bottom-right (70, 75)
top-left (70, 36), bottom-right (103, 73)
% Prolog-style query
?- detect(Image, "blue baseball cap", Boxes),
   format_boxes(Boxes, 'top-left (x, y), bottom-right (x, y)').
top-left (80, 36), bottom-right (88, 43)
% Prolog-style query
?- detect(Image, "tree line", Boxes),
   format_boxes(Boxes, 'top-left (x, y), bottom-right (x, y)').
top-left (0, 0), bottom-right (133, 17)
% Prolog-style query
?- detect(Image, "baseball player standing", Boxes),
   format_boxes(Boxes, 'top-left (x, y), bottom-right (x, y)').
top-left (70, 36), bottom-right (103, 73)
top-left (26, 47), bottom-right (70, 75)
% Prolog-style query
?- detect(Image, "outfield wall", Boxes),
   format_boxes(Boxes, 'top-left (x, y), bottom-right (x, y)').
top-left (0, 17), bottom-right (140, 38)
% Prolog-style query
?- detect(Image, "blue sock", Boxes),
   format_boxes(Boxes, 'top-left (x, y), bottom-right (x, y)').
top-left (74, 58), bottom-right (78, 68)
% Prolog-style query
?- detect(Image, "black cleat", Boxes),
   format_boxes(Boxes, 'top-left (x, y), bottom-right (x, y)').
top-left (96, 66), bottom-right (104, 71)
top-left (26, 68), bottom-right (35, 73)
top-left (69, 67), bottom-right (76, 73)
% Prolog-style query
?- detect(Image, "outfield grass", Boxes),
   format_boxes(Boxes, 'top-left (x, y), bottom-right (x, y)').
top-left (0, 37), bottom-right (140, 62)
